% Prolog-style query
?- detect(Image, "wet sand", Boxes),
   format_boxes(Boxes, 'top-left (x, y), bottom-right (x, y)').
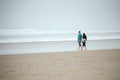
top-left (0, 39), bottom-right (120, 55)
top-left (0, 49), bottom-right (120, 80)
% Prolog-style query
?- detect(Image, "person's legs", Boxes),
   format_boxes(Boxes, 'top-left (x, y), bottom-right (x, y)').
top-left (82, 42), bottom-right (85, 50)
top-left (78, 40), bottom-right (81, 50)
top-left (83, 42), bottom-right (87, 51)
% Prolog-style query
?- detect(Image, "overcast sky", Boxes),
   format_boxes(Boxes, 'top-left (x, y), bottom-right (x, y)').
top-left (0, 0), bottom-right (120, 31)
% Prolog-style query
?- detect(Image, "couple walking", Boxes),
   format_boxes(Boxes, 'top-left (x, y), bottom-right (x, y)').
top-left (77, 31), bottom-right (87, 50)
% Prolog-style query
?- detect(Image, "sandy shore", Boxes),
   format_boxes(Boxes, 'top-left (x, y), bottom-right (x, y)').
top-left (0, 49), bottom-right (120, 80)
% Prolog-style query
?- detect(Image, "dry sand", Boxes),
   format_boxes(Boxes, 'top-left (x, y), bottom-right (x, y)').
top-left (0, 49), bottom-right (120, 80)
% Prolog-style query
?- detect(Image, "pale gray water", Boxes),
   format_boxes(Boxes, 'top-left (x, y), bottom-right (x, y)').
top-left (0, 29), bottom-right (120, 43)
top-left (0, 39), bottom-right (120, 55)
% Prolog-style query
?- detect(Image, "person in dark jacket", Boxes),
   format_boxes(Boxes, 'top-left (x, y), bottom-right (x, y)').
top-left (82, 33), bottom-right (87, 50)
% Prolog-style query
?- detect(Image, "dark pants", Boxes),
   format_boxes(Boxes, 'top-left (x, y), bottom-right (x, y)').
top-left (82, 42), bottom-right (86, 47)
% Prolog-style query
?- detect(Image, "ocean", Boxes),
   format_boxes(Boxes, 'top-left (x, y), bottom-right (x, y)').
top-left (0, 29), bottom-right (120, 43)
top-left (0, 29), bottom-right (120, 55)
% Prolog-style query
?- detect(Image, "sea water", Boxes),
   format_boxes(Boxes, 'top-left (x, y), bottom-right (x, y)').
top-left (0, 29), bottom-right (120, 43)
top-left (0, 29), bottom-right (120, 55)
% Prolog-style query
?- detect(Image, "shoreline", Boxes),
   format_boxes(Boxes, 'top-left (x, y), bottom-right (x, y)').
top-left (0, 39), bottom-right (120, 44)
top-left (0, 39), bottom-right (120, 55)
top-left (0, 49), bottom-right (120, 56)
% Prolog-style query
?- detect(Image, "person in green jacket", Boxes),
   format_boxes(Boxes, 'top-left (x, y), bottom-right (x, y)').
top-left (77, 31), bottom-right (82, 50)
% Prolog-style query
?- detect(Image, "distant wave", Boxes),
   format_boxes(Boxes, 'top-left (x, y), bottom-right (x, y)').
top-left (0, 29), bottom-right (120, 43)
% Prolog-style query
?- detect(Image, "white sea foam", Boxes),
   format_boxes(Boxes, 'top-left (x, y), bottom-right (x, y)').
top-left (0, 29), bottom-right (120, 43)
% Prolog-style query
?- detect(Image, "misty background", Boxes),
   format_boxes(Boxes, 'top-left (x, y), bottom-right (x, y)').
top-left (0, 0), bottom-right (120, 42)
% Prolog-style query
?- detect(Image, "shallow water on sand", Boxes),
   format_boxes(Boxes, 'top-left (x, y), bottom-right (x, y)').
top-left (0, 39), bottom-right (120, 55)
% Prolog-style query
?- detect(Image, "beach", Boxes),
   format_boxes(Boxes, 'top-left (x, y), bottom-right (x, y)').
top-left (0, 49), bottom-right (120, 80)
top-left (0, 0), bottom-right (120, 79)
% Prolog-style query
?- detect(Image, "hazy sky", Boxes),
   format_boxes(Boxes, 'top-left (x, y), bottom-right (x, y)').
top-left (0, 0), bottom-right (120, 31)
